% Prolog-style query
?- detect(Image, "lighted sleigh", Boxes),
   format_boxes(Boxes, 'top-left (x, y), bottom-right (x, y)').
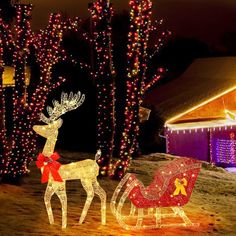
top-left (110, 157), bottom-right (202, 230)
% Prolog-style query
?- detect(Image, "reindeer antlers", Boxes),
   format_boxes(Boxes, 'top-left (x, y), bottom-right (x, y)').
top-left (40, 91), bottom-right (85, 124)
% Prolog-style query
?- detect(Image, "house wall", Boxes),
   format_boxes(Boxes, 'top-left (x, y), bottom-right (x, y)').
top-left (166, 129), bottom-right (209, 162)
top-left (166, 127), bottom-right (236, 167)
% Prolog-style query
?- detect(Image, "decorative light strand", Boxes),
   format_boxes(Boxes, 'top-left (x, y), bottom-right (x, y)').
top-left (0, 28), bottom-right (5, 173)
top-left (148, 29), bottom-right (171, 60)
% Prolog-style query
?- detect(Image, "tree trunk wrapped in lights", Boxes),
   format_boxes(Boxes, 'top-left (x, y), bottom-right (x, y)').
top-left (0, 16), bottom-right (12, 177)
top-left (0, 31), bottom-right (5, 164)
top-left (9, 4), bottom-right (33, 178)
top-left (0, 4), bottom-right (79, 182)
top-left (110, 0), bottom-right (170, 179)
top-left (89, 0), bottom-right (116, 176)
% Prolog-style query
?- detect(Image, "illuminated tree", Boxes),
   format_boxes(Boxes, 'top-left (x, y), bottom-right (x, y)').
top-left (0, 22), bottom-right (5, 152)
top-left (86, 0), bottom-right (170, 178)
top-left (111, 0), bottom-right (170, 179)
top-left (0, 4), bottom-right (78, 182)
top-left (0, 1), bottom-right (169, 181)
top-left (88, 0), bottom-right (116, 176)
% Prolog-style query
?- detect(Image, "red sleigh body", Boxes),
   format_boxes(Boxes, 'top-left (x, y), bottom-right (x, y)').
top-left (111, 157), bottom-right (202, 230)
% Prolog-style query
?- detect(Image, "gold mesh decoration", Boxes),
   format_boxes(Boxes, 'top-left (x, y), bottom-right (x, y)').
top-left (33, 92), bottom-right (106, 228)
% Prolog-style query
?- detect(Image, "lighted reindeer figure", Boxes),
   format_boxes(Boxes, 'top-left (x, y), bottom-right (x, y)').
top-left (33, 91), bottom-right (106, 228)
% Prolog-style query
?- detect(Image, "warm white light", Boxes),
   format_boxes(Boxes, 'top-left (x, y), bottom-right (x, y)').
top-left (33, 92), bottom-right (106, 228)
top-left (166, 86), bottom-right (236, 125)
top-left (166, 119), bottom-right (236, 132)
top-left (225, 109), bottom-right (236, 121)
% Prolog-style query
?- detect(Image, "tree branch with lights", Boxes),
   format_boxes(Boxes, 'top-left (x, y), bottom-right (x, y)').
top-left (0, 21), bottom-right (5, 152)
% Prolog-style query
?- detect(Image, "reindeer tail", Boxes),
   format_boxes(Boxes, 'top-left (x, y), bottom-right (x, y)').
top-left (95, 149), bottom-right (102, 161)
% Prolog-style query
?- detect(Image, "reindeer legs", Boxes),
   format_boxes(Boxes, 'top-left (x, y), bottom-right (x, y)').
top-left (92, 180), bottom-right (106, 225)
top-left (79, 180), bottom-right (95, 224)
top-left (44, 184), bottom-right (55, 225)
top-left (55, 183), bottom-right (67, 229)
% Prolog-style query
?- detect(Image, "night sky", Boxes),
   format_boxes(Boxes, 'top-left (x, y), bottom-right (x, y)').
top-left (26, 0), bottom-right (236, 50)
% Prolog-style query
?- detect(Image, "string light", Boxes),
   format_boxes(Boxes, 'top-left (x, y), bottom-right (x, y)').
top-left (165, 86), bottom-right (236, 125)
top-left (111, 157), bottom-right (201, 230)
top-left (166, 117), bottom-right (236, 132)
top-left (211, 131), bottom-right (236, 166)
top-left (0, 29), bottom-right (7, 171)
top-left (33, 92), bottom-right (106, 228)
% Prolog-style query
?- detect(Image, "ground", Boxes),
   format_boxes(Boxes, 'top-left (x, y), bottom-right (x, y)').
top-left (0, 151), bottom-right (236, 236)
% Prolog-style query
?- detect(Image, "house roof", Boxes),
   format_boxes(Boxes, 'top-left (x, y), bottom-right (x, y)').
top-left (144, 57), bottom-right (236, 124)
top-left (167, 119), bottom-right (236, 131)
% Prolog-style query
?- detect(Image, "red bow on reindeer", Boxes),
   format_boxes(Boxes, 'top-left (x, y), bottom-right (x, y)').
top-left (36, 152), bottom-right (63, 183)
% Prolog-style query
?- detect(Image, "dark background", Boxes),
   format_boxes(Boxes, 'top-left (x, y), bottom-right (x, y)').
top-left (27, 0), bottom-right (236, 52)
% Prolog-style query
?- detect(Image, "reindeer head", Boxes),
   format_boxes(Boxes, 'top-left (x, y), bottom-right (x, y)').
top-left (33, 91), bottom-right (85, 139)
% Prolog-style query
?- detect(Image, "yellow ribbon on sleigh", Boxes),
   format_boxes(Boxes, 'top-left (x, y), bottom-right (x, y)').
top-left (173, 178), bottom-right (188, 196)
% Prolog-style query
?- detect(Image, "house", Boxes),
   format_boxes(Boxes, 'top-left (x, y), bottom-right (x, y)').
top-left (145, 57), bottom-right (236, 167)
